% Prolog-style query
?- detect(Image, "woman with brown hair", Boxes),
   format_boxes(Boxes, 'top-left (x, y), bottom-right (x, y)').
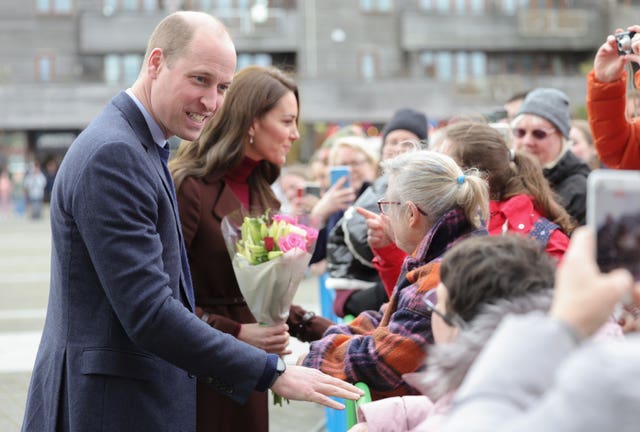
top-left (170, 65), bottom-right (331, 431)
top-left (440, 121), bottom-right (573, 261)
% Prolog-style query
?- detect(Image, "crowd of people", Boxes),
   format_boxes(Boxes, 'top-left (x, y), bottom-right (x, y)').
top-left (19, 10), bottom-right (640, 432)
top-left (0, 160), bottom-right (57, 220)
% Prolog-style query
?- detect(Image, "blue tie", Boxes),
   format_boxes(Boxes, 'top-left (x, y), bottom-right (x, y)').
top-left (157, 143), bottom-right (196, 309)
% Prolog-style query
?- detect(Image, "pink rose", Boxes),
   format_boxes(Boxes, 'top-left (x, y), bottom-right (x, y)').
top-left (278, 233), bottom-right (307, 252)
top-left (298, 225), bottom-right (319, 249)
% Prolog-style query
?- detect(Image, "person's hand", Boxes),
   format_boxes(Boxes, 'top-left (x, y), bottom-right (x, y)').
top-left (550, 227), bottom-right (636, 338)
top-left (271, 365), bottom-right (364, 409)
top-left (627, 24), bottom-right (640, 65)
top-left (355, 207), bottom-right (394, 250)
top-left (593, 27), bottom-right (640, 83)
top-left (238, 323), bottom-right (291, 355)
top-left (310, 177), bottom-right (356, 222)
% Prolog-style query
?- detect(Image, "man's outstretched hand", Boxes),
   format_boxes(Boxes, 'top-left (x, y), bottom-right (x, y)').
top-left (271, 364), bottom-right (364, 410)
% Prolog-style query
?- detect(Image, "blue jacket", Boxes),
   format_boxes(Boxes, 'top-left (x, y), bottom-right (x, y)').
top-left (22, 92), bottom-right (270, 431)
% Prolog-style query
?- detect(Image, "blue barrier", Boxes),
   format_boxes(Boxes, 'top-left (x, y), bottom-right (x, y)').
top-left (318, 272), bottom-right (348, 431)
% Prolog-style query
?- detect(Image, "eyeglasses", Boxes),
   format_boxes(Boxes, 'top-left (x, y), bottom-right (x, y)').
top-left (377, 199), bottom-right (428, 216)
top-left (423, 290), bottom-right (457, 328)
top-left (511, 127), bottom-right (556, 140)
top-left (377, 200), bottom-right (401, 215)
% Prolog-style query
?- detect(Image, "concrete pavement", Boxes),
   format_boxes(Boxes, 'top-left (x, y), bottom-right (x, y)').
top-left (0, 207), bottom-right (328, 431)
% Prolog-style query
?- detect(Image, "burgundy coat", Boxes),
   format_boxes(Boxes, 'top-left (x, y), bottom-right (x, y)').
top-left (177, 172), bottom-right (277, 432)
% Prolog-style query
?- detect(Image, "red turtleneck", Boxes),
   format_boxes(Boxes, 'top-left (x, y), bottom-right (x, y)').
top-left (224, 156), bottom-right (260, 209)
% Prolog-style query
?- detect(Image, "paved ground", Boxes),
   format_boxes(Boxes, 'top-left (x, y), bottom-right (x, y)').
top-left (0, 207), bottom-right (329, 431)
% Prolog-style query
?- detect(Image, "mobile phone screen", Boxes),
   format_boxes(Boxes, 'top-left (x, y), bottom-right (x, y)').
top-left (587, 170), bottom-right (640, 281)
top-left (329, 166), bottom-right (351, 189)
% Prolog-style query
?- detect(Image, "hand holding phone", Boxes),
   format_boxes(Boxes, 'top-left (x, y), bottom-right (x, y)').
top-left (329, 165), bottom-right (351, 189)
top-left (587, 170), bottom-right (640, 320)
top-left (588, 170), bottom-right (640, 280)
top-left (616, 30), bottom-right (636, 55)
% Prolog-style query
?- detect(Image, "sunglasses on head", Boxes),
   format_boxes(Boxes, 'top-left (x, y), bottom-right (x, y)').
top-left (511, 127), bottom-right (556, 140)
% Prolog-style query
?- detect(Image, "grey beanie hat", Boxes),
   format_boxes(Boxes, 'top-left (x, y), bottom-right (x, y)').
top-left (516, 88), bottom-right (571, 138)
top-left (381, 108), bottom-right (428, 142)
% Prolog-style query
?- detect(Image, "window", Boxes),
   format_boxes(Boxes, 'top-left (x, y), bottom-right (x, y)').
top-left (102, 0), bottom-right (117, 15)
top-left (104, 55), bottom-right (120, 84)
top-left (36, 55), bottom-right (54, 83)
top-left (36, 0), bottom-right (73, 14)
top-left (359, 52), bottom-right (376, 81)
top-left (420, 51), bottom-right (487, 82)
top-left (104, 54), bottom-right (143, 85)
top-left (123, 55), bottom-right (142, 85)
top-left (456, 52), bottom-right (468, 82)
top-left (502, 0), bottom-right (518, 15)
top-left (470, 52), bottom-right (487, 78)
top-left (236, 53), bottom-right (273, 71)
top-left (199, 0), bottom-right (213, 10)
top-left (122, 0), bottom-right (138, 11)
top-left (142, 0), bottom-right (158, 11)
top-left (359, 0), bottom-right (392, 12)
top-left (436, 52), bottom-right (452, 81)
top-left (436, 0), bottom-right (450, 13)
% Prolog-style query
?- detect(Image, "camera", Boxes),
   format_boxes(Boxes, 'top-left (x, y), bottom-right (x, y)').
top-left (616, 31), bottom-right (636, 55)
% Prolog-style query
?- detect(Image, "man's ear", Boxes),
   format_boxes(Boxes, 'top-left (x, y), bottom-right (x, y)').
top-left (148, 48), bottom-right (163, 78)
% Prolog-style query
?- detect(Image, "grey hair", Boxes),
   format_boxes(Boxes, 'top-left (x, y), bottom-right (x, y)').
top-left (382, 150), bottom-right (489, 228)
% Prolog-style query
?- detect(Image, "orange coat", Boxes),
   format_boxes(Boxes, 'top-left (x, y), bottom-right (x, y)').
top-left (586, 69), bottom-right (640, 169)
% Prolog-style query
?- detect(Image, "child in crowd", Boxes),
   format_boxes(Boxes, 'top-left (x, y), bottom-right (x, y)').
top-left (439, 121), bottom-right (573, 261)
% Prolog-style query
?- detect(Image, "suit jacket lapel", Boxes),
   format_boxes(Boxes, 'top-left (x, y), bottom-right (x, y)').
top-left (111, 92), bottom-right (195, 310)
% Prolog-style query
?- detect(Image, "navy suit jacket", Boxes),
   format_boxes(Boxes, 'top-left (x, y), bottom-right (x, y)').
top-left (22, 92), bottom-right (269, 431)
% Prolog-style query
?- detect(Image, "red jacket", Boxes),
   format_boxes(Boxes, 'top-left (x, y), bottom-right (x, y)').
top-left (587, 69), bottom-right (640, 169)
top-left (488, 195), bottom-right (568, 262)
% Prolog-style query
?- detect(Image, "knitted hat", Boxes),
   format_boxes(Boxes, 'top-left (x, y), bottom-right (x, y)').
top-left (381, 108), bottom-right (428, 142)
top-left (516, 88), bottom-right (571, 138)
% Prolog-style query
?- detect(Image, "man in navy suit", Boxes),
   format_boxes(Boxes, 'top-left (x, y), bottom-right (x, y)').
top-left (22, 11), bottom-right (360, 431)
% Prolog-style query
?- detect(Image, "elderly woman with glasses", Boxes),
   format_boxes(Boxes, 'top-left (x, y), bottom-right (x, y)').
top-left (510, 88), bottom-right (590, 225)
top-left (325, 108), bottom-right (427, 319)
top-left (298, 150), bottom-right (489, 399)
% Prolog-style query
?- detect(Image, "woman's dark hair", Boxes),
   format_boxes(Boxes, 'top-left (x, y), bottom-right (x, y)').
top-left (440, 234), bottom-right (555, 323)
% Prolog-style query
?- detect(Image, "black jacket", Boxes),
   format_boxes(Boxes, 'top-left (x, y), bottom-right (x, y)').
top-left (544, 150), bottom-right (590, 226)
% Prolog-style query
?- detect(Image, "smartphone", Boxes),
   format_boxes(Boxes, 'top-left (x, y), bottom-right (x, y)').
top-left (304, 182), bottom-right (322, 198)
top-left (587, 170), bottom-right (640, 280)
top-left (329, 165), bottom-right (351, 189)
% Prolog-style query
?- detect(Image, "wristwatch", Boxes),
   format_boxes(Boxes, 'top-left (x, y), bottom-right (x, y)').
top-left (269, 356), bottom-right (286, 388)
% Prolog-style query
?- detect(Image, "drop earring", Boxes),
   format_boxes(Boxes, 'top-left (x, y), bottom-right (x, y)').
top-left (249, 135), bottom-right (254, 145)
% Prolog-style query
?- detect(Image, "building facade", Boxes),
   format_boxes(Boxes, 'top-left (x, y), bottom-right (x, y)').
top-left (1, 0), bottom-right (638, 168)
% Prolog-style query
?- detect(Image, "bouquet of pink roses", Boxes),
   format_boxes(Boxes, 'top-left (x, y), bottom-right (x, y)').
top-left (221, 208), bottom-right (319, 325)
